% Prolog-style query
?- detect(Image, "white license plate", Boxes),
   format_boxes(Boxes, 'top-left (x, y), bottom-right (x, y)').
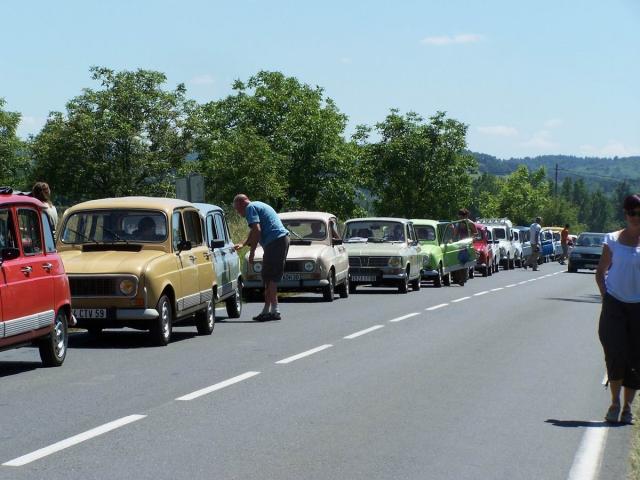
top-left (585, 264), bottom-right (597, 269)
top-left (73, 308), bottom-right (107, 319)
top-left (352, 275), bottom-right (376, 282)
top-left (283, 273), bottom-right (301, 281)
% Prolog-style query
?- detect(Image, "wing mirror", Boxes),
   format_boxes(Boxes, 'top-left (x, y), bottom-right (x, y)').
top-left (0, 247), bottom-right (20, 263)
top-left (210, 239), bottom-right (225, 250)
top-left (176, 240), bottom-right (192, 253)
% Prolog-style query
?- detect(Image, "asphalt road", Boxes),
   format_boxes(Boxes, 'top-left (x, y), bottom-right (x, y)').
top-left (0, 263), bottom-right (633, 480)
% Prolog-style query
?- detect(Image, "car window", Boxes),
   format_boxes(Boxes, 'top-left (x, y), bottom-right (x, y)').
top-left (416, 226), bottom-right (436, 241)
top-left (282, 219), bottom-right (327, 241)
top-left (17, 208), bottom-right (43, 256)
top-left (493, 228), bottom-right (506, 240)
top-left (0, 208), bottom-right (18, 250)
top-left (61, 209), bottom-right (167, 243)
top-left (172, 211), bottom-right (185, 250)
top-left (329, 219), bottom-right (341, 240)
top-left (407, 225), bottom-right (415, 242)
top-left (41, 212), bottom-right (56, 253)
top-left (183, 210), bottom-right (203, 246)
top-left (214, 213), bottom-right (228, 242)
top-left (344, 221), bottom-right (405, 243)
top-left (577, 234), bottom-right (605, 246)
top-left (442, 224), bottom-right (454, 244)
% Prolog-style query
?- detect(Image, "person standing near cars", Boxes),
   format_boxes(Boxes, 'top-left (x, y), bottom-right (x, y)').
top-left (524, 216), bottom-right (542, 271)
top-left (596, 193), bottom-right (640, 424)
top-left (559, 224), bottom-right (570, 265)
top-left (233, 194), bottom-right (290, 321)
top-left (32, 182), bottom-right (58, 232)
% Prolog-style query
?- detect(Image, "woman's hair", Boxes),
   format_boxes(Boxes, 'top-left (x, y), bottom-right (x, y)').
top-left (32, 182), bottom-right (51, 203)
top-left (623, 193), bottom-right (640, 212)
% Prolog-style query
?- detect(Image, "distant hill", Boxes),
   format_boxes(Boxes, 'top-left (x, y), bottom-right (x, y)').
top-left (470, 153), bottom-right (640, 193)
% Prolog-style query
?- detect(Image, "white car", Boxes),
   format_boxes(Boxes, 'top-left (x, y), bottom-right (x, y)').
top-left (479, 218), bottom-right (517, 269)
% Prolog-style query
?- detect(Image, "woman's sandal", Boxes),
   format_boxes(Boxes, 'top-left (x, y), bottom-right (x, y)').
top-left (605, 405), bottom-right (621, 423)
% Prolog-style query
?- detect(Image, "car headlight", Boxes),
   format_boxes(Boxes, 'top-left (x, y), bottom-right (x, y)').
top-left (303, 261), bottom-right (315, 272)
top-left (119, 278), bottom-right (137, 296)
top-left (388, 257), bottom-right (402, 267)
top-left (253, 262), bottom-right (263, 273)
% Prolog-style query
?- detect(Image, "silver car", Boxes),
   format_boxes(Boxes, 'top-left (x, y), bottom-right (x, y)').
top-left (568, 232), bottom-right (605, 273)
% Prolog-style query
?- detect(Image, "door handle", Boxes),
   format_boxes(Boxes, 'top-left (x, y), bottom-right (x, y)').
top-left (203, 253), bottom-right (210, 260)
top-left (21, 266), bottom-right (33, 274)
top-left (188, 255), bottom-right (196, 262)
top-left (42, 263), bottom-right (53, 271)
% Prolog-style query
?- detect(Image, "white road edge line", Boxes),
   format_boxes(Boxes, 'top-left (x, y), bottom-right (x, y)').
top-left (505, 284), bottom-right (517, 288)
top-left (518, 281), bottom-right (527, 285)
top-left (344, 325), bottom-right (384, 339)
top-left (451, 296), bottom-right (471, 303)
top-left (176, 371), bottom-right (261, 401)
top-left (425, 303), bottom-right (449, 311)
top-left (490, 287), bottom-right (504, 292)
top-left (567, 426), bottom-right (609, 480)
top-left (2, 415), bottom-right (146, 467)
top-left (473, 291), bottom-right (489, 297)
top-left (389, 312), bottom-right (420, 323)
top-left (276, 345), bottom-right (333, 364)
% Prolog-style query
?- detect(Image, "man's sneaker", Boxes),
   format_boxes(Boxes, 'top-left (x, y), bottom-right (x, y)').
top-left (269, 312), bottom-right (282, 321)
top-left (523, 265), bottom-right (528, 270)
top-left (253, 312), bottom-right (270, 321)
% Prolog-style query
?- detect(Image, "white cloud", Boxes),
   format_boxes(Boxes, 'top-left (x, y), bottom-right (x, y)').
top-left (477, 125), bottom-right (518, 137)
top-left (189, 74), bottom-right (215, 86)
top-left (17, 116), bottom-right (46, 138)
top-left (339, 57), bottom-right (352, 64)
top-left (521, 130), bottom-right (557, 150)
top-left (543, 118), bottom-right (563, 128)
top-left (579, 141), bottom-right (640, 157)
top-left (420, 33), bottom-right (483, 46)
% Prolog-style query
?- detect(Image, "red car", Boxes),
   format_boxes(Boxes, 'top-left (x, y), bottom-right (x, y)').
top-left (472, 222), bottom-right (495, 277)
top-left (0, 188), bottom-right (72, 366)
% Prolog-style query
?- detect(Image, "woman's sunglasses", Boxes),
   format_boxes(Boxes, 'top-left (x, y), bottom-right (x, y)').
top-left (626, 210), bottom-right (640, 217)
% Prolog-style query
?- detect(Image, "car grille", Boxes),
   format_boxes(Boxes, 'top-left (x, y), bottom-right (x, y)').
top-left (70, 277), bottom-right (118, 297)
top-left (581, 253), bottom-right (601, 260)
top-left (285, 260), bottom-right (305, 272)
top-left (350, 268), bottom-right (382, 276)
top-left (348, 256), bottom-right (390, 267)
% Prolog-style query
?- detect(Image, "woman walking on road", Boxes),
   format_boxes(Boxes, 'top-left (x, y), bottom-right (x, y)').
top-left (596, 193), bottom-right (640, 424)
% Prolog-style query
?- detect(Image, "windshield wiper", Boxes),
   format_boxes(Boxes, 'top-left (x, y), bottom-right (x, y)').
top-left (288, 230), bottom-right (303, 240)
top-left (65, 228), bottom-right (99, 245)
top-left (97, 225), bottom-right (128, 244)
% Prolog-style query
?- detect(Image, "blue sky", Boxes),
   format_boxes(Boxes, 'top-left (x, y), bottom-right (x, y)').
top-left (2, 0), bottom-right (639, 159)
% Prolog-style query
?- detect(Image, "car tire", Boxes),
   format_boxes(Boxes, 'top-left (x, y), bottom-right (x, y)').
top-left (337, 279), bottom-right (349, 298)
top-left (398, 272), bottom-right (409, 293)
top-left (469, 267), bottom-right (475, 279)
top-left (195, 299), bottom-right (215, 335)
top-left (433, 265), bottom-right (444, 288)
top-left (39, 309), bottom-right (68, 367)
top-left (568, 264), bottom-right (578, 273)
top-left (226, 280), bottom-right (243, 318)
top-left (348, 281), bottom-right (357, 294)
top-left (150, 295), bottom-right (173, 346)
top-left (482, 266), bottom-right (488, 277)
top-left (410, 275), bottom-right (421, 291)
top-left (442, 270), bottom-right (452, 287)
top-left (323, 273), bottom-right (335, 302)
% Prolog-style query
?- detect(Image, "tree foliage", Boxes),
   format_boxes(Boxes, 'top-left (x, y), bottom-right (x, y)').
top-left (30, 67), bottom-right (194, 203)
top-left (0, 98), bottom-right (28, 188)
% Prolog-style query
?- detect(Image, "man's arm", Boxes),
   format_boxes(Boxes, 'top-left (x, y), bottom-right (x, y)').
top-left (234, 223), bottom-right (261, 261)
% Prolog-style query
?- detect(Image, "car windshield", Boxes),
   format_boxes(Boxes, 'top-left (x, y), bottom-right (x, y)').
top-left (344, 221), bottom-right (405, 243)
top-left (576, 234), bottom-right (605, 247)
top-left (493, 228), bottom-right (506, 240)
top-left (415, 225), bottom-right (436, 242)
top-left (61, 209), bottom-right (168, 244)
top-left (282, 219), bottom-right (327, 240)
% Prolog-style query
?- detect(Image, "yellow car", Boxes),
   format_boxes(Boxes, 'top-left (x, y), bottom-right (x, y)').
top-left (57, 197), bottom-right (217, 346)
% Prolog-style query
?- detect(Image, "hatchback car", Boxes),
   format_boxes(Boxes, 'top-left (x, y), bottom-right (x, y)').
top-left (0, 188), bottom-right (71, 366)
top-left (568, 232), bottom-right (605, 272)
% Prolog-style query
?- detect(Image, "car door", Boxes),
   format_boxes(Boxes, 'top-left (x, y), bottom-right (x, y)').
top-left (183, 208), bottom-right (214, 306)
top-left (214, 212), bottom-right (234, 296)
top-left (172, 210), bottom-right (200, 314)
top-left (205, 211), bottom-right (228, 296)
top-left (406, 223), bottom-right (420, 278)
top-left (329, 218), bottom-right (348, 283)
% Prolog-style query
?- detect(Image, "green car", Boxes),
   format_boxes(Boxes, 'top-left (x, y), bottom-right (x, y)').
top-left (411, 219), bottom-right (477, 287)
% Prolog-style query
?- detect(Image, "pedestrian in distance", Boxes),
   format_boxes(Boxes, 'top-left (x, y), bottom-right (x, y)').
top-left (558, 224), bottom-right (570, 265)
top-left (524, 216), bottom-right (542, 271)
top-left (31, 182), bottom-right (58, 232)
top-left (596, 193), bottom-right (640, 424)
top-left (233, 194), bottom-right (290, 321)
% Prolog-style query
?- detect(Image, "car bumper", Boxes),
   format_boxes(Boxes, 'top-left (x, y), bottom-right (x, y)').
top-left (244, 279), bottom-right (330, 290)
top-left (421, 269), bottom-right (439, 278)
top-left (569, 259), bottom-right (600, 270)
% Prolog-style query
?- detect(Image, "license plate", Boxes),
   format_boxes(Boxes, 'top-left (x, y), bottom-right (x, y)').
top-left (352, 275), bottom-right (376, 282)
top-left (283, 273), bottom-right (301, 281)
top-left (73, 308), bottom-right (107, 319)
top-left (585, 264), bottom-right (597, 269)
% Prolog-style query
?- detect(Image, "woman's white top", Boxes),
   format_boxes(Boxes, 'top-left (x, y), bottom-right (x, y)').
top-left (604, 231), bottom-right (640, 303)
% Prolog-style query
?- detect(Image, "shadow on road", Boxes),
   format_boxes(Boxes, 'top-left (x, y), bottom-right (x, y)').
top-left (0, 361), bottom-right (40, 377)
top-left (69, 329), bottom-right (197, 349)
top-left (545, 294), bottom-right (601, 304)
top-left (545, 419), bottom-right (625, 428)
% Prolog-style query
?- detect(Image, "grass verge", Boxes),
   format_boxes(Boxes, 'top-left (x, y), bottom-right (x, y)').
top-left (629, 401), bottom-right (640, 479)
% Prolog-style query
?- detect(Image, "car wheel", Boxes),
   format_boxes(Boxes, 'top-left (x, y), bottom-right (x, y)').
top-left (323, 273), bottom-right (335, 302)
top-left (482, 266), bottom-right (488, 277)
top-left (39, 309), bottom-right (68, 367)
top-left (151, 295), bottom-right (173, 346)
top-left (337, 279), bottom-right (349, 298)
top-left (348, 281), bottom-right (357, 294)
top-left (433, 265), bottom-right (444, 288)
top-left (196, 299), bottom-right (215, 335)
top-left (398, 275), bottom-right (409, 294)
top-left (226, 280), bottom-right (243, 318)
top-left (568, 263), bottom-right (578, 273)
top-left (469, 267), bottom-right (475, 279)
top-left (442, 270), bottom-right (452, 287)
top-left (410, 275), bottom-right (421, 291)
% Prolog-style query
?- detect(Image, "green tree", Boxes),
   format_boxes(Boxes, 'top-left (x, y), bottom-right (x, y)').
top-left (0, 98), bottom-right (28, 188)
top-left (359, 110), bottom-right (475, 219)
top-left (30, 67), bottom-right (194, 203)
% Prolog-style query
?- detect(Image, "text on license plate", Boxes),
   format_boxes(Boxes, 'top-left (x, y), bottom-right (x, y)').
top-left (73, 308), bottom-right (107, 319)
top-left (352, 275), bottom-right (376, 282)
top-left (283, 273), bottom-right (301, 281)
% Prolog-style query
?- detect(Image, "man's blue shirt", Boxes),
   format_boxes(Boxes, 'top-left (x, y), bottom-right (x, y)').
top-left (245, 201), bottom-right (289, 246)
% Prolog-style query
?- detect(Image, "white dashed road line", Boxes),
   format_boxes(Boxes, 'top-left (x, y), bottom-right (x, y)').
top-left (176, 371), bottom-right (261, 401)
top-left (451, 296), bottom-right (471, 303)
top-left (518, 281), bottom-right (527, 285)
top-left (505, 284), bottom-right (517, 288)
top-left (275, 345), bottom-right (333, 365)
top-left (389, 312), bottom-right (421, 323)
top-left (473, 291), bottom-right (489, 297)
top-left (3, 415), bottom-right (147, 467)
top-left (567, 426), bottom-right (609, 480)
top-left (344, 325), bottom-right (384, 339)
top-left (425, 303), bottom-right (449, 311)
top-left (491, 287), bottom-right (504, 292)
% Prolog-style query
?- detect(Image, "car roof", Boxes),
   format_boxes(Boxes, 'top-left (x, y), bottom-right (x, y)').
top-left (346, 217), bottom-right (410, 224)
top-left (193, 202), bottom-right (224, 215)
top-left (279, 211), bottom-right (336, 222)
top-left (578, 232), bottom-right (605, 236)
top-left (0, 190), bottom-right (45, 209)
top-left (64, 196), bottom-right (194, 215)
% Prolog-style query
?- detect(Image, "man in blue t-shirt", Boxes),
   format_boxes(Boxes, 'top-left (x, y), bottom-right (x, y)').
top-left (233, 194), bottom-right (290, 321)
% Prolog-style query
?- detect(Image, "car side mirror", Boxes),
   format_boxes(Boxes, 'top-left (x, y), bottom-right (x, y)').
top-left (332, 238), bottom-right (343, 246)
top-left (210, 239), bottom-right (225, 250)
top-left (176, 240), bottom-right (192, 253)
top-left (0, 247), bottom-right (20, 262)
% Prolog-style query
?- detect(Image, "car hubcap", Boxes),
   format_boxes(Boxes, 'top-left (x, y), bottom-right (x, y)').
top-left (54, 315), bottom-right (66, 359)
top-left (162, 302), bottom-right (170, 339)
top-left (207, 301), bottom-right (214, 328)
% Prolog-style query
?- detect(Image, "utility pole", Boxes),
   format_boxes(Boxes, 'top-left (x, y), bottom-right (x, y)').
top-left (554, 163), bottom-right (558, 197)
